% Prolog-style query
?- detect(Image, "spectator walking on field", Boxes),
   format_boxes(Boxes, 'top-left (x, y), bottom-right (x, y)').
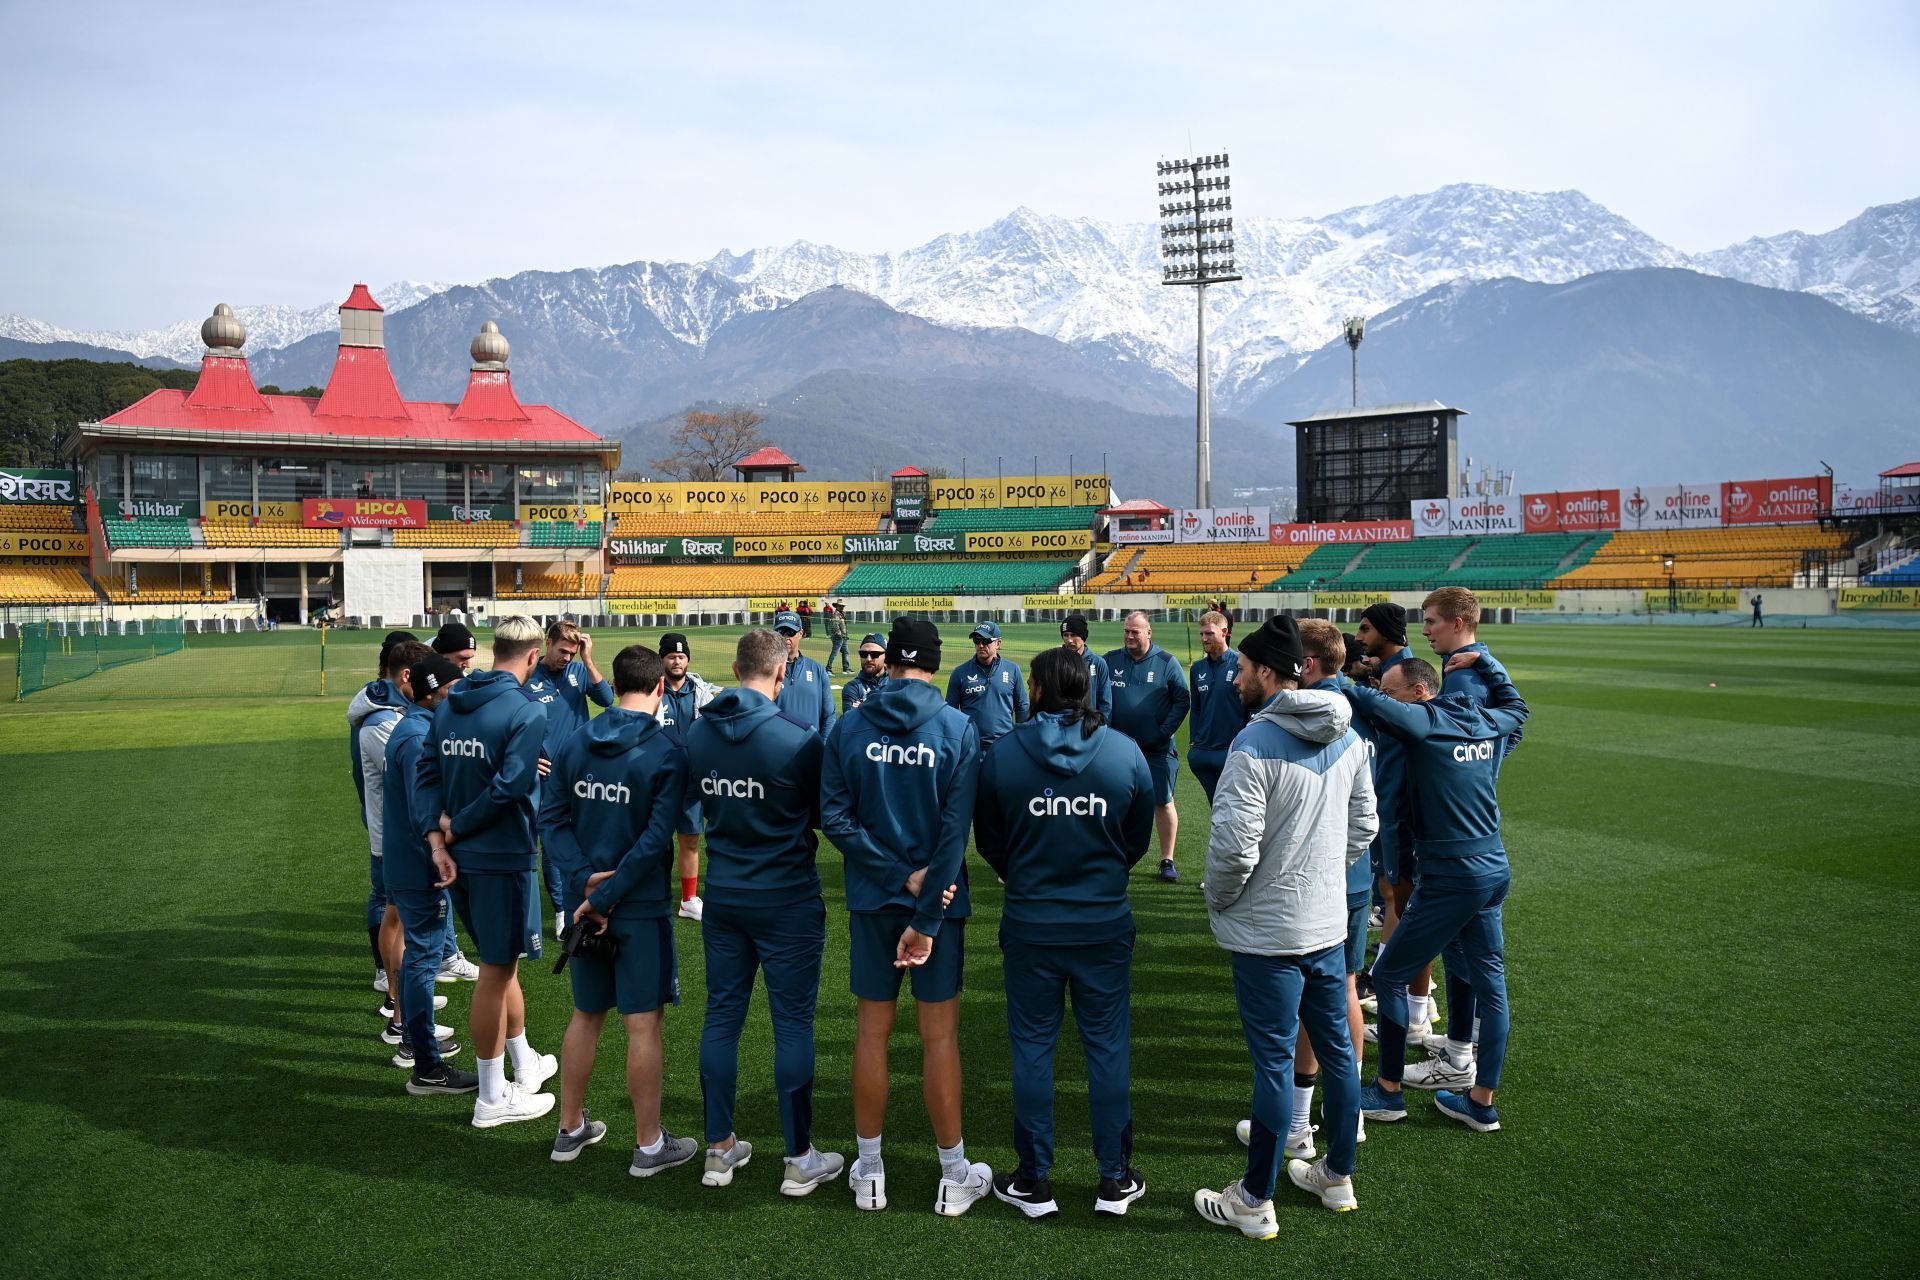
top-left (826, 604), bottom-right (852, 673)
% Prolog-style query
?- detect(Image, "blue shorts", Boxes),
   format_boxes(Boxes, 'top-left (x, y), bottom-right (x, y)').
top-left (676, 799), bottom-right (706, 839)
top-left (1380, 831), bottom-right (1417, 887)
top-left (1345, 890), bottom-right (1371, 975)
top-left (449, 869), bottom-right (543, 966)
top-left (849, 910), bottom-right (966, 1003)
top-left (1144, 748), bottom-right (1179, 805)
top-left (1187, 747), bottom-right (1228, 804)
top-left (569, 913), bottom-right (679, 1015)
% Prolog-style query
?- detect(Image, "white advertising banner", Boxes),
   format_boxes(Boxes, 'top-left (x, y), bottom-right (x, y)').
top-left (1409, 497), bottom-right (1453, 537)
top-left (1834, 484), bottom-right (1920, 517)
top-left (1110, 524), bottom-right (1175, 545)
top-left (1448, 494), bottom-right (1522, 536)
top-left (1620, 483), bottom-right (1722, 531)
top-left (1174, 506), bottom-right (1271, 543)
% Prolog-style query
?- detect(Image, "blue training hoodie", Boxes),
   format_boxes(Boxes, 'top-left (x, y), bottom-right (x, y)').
top-left (1312, 675), bottom-right (1380, 897)
top-left (1343, 663), bottom-right (1530, 865)
top-left (1367, 645), bottom-right (1415, 863)
top-left (1436, 639), bottom-right (1523, 759)
top-left (945, 654), bottom-right (1027, 745)
top-left (381, 701), bottom-right (438, 892)
top-left (349, 677), bottom-right (407, 827)
top-left (1080, 649), bottom-right (1113, 718)
top-left (538, 706), bottom-right (686, 918)
top-left (1103, 643), bottom-right (1190, 755)
top-left (417, 668), bottom-right (546, 873)
top-left (777, 652), bottom-right (836, 738)
top-left (821, 677), bottom-right (980, 935)
top-left (684, 687), bottom-right (824, 909)
top-left (1188, 648), bottom-right (1249, 755)
top-left (525, 657), bottom-right (614, 762)
top-left (974, 710), bottom-right (1154, 944)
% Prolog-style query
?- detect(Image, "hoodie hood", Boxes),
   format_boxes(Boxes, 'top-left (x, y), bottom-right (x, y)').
top-left (348, 678), bottom-right (406, 730)
top-left (447, 667), bottom-right (528, 714)
top-left (1251, 688), bottom-right (1350, 744)
top-left (1012, 710), bottom-right (1102, 778)
top-left (860, 677), bottom-right (948, 734)
top-left (583, 705), bottom-right (664, 756)
top-left (701, 687), bottom-right (782, 743)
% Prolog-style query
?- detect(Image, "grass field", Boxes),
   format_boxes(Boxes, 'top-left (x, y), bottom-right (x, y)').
top-left (2, 620), bottom-right (1916, 1278)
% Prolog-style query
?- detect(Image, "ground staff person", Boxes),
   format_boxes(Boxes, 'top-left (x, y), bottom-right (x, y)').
top-left (974, 648), bottom-right (1154, 1220)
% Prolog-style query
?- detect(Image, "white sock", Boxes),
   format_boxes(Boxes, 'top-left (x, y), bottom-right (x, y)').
top-left (639, 1131), bottom-right (665, 1155)
top-left (562, 1119), bottom-right (589, 1139)
top-left (1445, 1038), bottom-right (1475, 1068)
top-left (1291, 1086), bottom-right (1316, 1132)
top-left (477, 1055), bottom-right (507, 1106)
top-left (506, 1032), bottom-right (538, 1076)
top-left (1413, 994), bottom-right (1434, 1024)
top-left (938, 1140), bottom-right (968, 1181)
top-left (855, 1134), bottom-right (883, 1177)
top-left (1238, 1180), bottom-right (1268, 1208)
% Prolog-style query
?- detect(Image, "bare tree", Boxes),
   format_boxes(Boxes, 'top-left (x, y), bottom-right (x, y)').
top-left (649, 408), bottom-right (770, 481)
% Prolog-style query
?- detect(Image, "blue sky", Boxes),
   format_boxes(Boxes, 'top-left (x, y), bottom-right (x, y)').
top-left (3, 0), bottom-right (1916, 329)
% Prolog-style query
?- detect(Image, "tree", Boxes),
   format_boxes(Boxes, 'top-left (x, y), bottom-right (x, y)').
top-left (648, 408), bottom-right (769, 481)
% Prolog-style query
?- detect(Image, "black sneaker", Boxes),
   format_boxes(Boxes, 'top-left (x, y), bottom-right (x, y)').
top-left (991, 1171), bottom-right (1059, 1219)
top-left (406, 1062), bottom-right (480, 1096)
top-left (1159, 859), bottom-right (1180, 884)
top-left (376, 1001), bottom-right (396, 1021)
top-left (1095, 1167), bottom-right (1147, 1216)
top-left (390, 1039), bottom-right (461, 1069)
top-left (380, 1021), bottom-right (405, 1046)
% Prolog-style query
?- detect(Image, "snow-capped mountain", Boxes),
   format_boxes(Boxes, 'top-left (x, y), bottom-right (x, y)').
top-left (0, 280), bottom-right (447, 364)
top-left (1695, 197), bottom-right (1920, 326)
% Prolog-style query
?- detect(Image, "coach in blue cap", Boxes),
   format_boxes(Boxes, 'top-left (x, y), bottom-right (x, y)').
top-left (773, 610), bottom-right (835, 737)
top-left (842, 633), bottom-right (889, 715)
top-left (946, 619), bottom-right (1027, 748)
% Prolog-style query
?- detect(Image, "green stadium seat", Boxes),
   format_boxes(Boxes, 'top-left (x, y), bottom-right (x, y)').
top-left (833, 560), bottom-right (1078, 595)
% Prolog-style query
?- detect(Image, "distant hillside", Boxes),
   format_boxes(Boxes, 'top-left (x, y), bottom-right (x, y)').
top-left (0, 357), bottom-right (197, 467)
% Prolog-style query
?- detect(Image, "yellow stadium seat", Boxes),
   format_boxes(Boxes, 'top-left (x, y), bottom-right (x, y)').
top-left (1552, 527), bottom-right (1853, 588)
top-left (603, 564), bottom-right (851, 599)
top-left (0, 562), bottom-right (100, 603)
top-left (0, 505), bottom-right (79, 532)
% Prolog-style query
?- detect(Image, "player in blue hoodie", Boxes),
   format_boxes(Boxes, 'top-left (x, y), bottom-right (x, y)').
top-left (524, 619), bottom-right (614, 939)
top-left (840, 633), bottom-right (889, 715)
top-left (1058, 614), bottom-right (1111, 717)
top-left (349, 631), bottom-right (417, 990)
top-left (821, 617), bottom-right (993, 1217)
top-left (417, 616), bottom-right (558, 1129)
top-left (1187, 610), bottom-right (1249, 804)
top-left (538, 644), bottom-right (699, 1176)
top-left (1345, 652), bottom-right (1529, 1135)
top-left (682, 628), bottom-right (845, 1197)
top-left (1104, 611), bottom-right (1191, 882)
top-left (772, 611), bottom-right (835, 737)
top-left (975, 647), bottom-right (1154, 1221)
top-left (945, 619), bottom-right (1027, 747)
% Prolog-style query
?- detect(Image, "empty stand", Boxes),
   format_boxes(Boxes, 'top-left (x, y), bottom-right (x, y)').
top-left (100, 573), bottom-right (231, 603)
top-left (497, 570), bottom-right (606, 598)
top-left (200, 520), bottom-right (341, 547)
top-left (0, 505), bottom-right (80, 531)
top-left (603, 564), bottom-right (849, 599)
top-left (1432, 534), bottom-right (1598, 588)
top-left (1088, 543), bottom-right (1304, 592)
top-left (1271, 543), bottom-right (1363, 591)
top-left (928, 506), bottom-right (1100, 533)
top-left (0, 562), bottom-right (99, 604)
top-left (104, 517), bottom-right (193, 548)
top-left (392, 520), bottom-right (520, 548)
top-left (527, 520), bottom-right (603, 548)
top-left (833, 560), bottom-right (1076, 595)
top-left (1552, 527), bottom-right (1853, 588)
top-left (609, 512), bottom-right (881, 536)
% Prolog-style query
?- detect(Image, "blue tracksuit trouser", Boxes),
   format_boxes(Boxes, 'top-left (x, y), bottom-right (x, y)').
top-left (1231, 944), bottom-right (1359, 1198)
top-left (699, 896), bottom-right (826, 1155)
top-left (1002, 932), bottom-right (1135, 1181)
top-left (391, 888), bottom-right (450, 1069)
top-left (1187, 747), bottom-right (1228, 804)
top-left (1374, 862), bottom-right (1511, 1090)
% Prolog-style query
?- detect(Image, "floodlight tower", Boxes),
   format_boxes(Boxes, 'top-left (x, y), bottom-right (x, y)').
top-left (1342, 314), bottom-right (1366, 407)
top-left (1157, 152), bottom-right (1240, 508)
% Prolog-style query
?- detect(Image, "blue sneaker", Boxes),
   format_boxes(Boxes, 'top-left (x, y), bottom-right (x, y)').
top-left (1433, 1090), bottom-right (1501, 1132)
top-left (1358, 1082), bottom-right (1407, 1122)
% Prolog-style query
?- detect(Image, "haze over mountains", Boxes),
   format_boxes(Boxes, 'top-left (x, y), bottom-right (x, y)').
top-left (4, 185), bottom-right (1915, 493)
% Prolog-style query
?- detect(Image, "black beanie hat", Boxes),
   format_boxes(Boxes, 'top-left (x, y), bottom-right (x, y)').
top-left (1237, 614), bottom-right (1307, 682)
top-left (407, 653), bottom-right (464, 698)
top-left (659, 632), bottom-right (690, 656)
top-left (885, 617), bottom-right (942, 672)
top-left (1361, 602), bottom-right (1408, 648)
top-left (1060, 613), bottom-right (1090, 640)
top-left (432, 621), bottom-right (477, 654)
top-left (379, 630), bottom-right (420, 669)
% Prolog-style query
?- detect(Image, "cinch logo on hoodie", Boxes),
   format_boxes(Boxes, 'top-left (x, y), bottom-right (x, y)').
top-left (574, 774), bottom-right (631, 803)
top-left (702, 770), bottom-right (764, 799)
top-left (866, 737), bottom-right (936, 767)
top-left (1452, 740), bottom-right (1496, 763)
top-left (1027, 788), bottom-right (1108, 817)
top-left (442, 736), bottom-right (487, 759)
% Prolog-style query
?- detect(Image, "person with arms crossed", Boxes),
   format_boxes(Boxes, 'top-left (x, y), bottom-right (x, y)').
top-left (684, 629), bottom-right (845, 1196)
top-left (945, 619), bottom-right (1027, 749)
top-left (525, 619), bottom-right (614, 939)
top-left (1104, 611), bottom-right (1191, 882)
top-left (1058, 614), bottom-right (1111, 717)
top-left (841, 633), bottom-right (889, 715)
top-left (656, 631), bottom-right (719, 923)
top-left (1186, 609), bottom-right (1248, 805)
top-left (418, 615), bottom-right (558, 1128)
top-left (772, 610), bottom-right (835, 738)
top-left (539, 644), bottom-right (699, 1175)
top-left (1195, 616), bottom-right (1375, 1237)
top-left (821, 617), bottom-right (992, 1216)
top-left (974, 648), bottom-right (1154, 1220)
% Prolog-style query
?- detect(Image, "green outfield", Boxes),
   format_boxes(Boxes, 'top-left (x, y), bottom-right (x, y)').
top-left (1, 621), bottom-right (1915, 1278)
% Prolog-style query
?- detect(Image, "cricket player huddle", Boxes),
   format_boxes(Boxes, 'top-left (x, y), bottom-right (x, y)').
top-left (349, 587), bottom-right (1526, 1238)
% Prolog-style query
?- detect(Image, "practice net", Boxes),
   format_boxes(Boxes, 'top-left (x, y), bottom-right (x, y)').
top-left (14, 619), bottom-right (186, 699)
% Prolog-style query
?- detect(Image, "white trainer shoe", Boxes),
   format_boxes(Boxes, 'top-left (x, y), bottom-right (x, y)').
top-left (554, 911), bottom-right (566, 939)
top-left (1287, 1158), bottom-right (1358, 1212)
top-left (471, 1083), bottom-right (556, 1128)
top-left (702, 1138), bottom-right (753, 1187)
top-left (678, 896), bottom-right (704, 922)
top-left (779, 1147), bottom-right (844, 1196)
top-left (1403, 1055), bottom-right (1476, 1091)
top-left (372, 969), bottom-right (388, 993)
top-left (515, 1051), bottom-right (558, 1095)
top-left (438, 952), bottom-right (480, 983)
top-left (1231, 1119), bottom-right (1313, 1158)
top-left (1193, 1180), bottom-right (1278, 1239)
top-left (934, 1161), bottom-right (993, 1216)
top-left (849, 1163), bottom-right (887, 1210)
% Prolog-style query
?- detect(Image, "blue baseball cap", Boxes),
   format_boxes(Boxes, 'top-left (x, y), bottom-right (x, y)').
top-left (969, 619), bottom-right (1001, 642)
top-left (773, 611), bottom-right (803, 634)
top-left (858, 632), bottom-right (887, 652)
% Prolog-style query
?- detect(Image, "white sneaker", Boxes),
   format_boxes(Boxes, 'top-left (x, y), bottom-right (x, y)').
top-left (1287, 1158), bottom-right (1358, 1212)
top-left (1409, 1016), bottom-right (1434, 1039)
top-left (702, 1139), bottom-right (753, 1187)
top-left (514, 1051), bottom-right (558, 1095)
top-left (1403, 1055), bottom-right (1476, 1091)
top-left (372, 969), bottom-right (388, 993)
top-left (1357, 1112), bottom-right (1367, 1144)
top-left (779, 1147), bottom-right (845, 1196)
top-left (1193, 1180), bottom-right (1278, 1240)
top-left (554, 911), bottom-right (566, 939)
top-left (438, 952), bottom-right (480, 982)
top-left (934, 1161), bottom-right (992, 1217)
top-left (1231, 1119), bottom-right (1313, 1158)
top-left (850, 1163), bottom-right (887, 1210)
top-left (678, 896), bottom-right (704, 922)
top-left (471, 1083), bottom-right (556, 1128)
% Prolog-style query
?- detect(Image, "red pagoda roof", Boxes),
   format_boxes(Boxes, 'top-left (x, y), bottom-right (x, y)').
top-left (1880, 461), bottom-right (1920, 478)
top-left (890, 465), bottom-right (929, 478)
top-left (341, 283), bottom-right (384, 311)
top-left (735, 446), bottom-right (803, 471)
top-left (1101, 498), bottom-right (1173, 515)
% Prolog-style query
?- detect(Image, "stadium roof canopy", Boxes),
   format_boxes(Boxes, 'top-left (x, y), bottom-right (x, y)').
top-left (1102, 498), bottom-right (1173, 515)
top-left (71, 285), bottom-right (616, 465)
top-left (735, 446), bottom-right (804, 472)
top-left (890, 465), bottom-right (929, 478)
top-left (1880, 461), bottom-right (1920, 478)
top-left (1286, 400), bottom-right (1467, 426)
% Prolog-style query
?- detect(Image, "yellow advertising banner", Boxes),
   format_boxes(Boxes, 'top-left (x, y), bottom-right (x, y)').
top-left (1024, 594), bottom-right (1096, 610)
top-left (746, 598), bottom-right (791, 612)
top-left (885, 595), bottom-right (956, 611)
top-left (731, 534), bottom-right (846, 558)
top-left (929, 476), bottom-right (1108, 510)
top-left (1164, 593), bottom-right (1240, 608)
top-left (1475, 590), bottom-right (1558, 609)
top-left (205, 499), bottom-right (299, 523)
top-left (607, 482), bottom-right (890, 514)
top-left (1837, 586), bottom-right (1920, 610)
top-left (1645, 588), bottom-right (1740, 611)
top-left (963, 530), bottom-right (1091, 554)
top-left (606, 598), bottom-right (681, 613)
top-left (1313, 591), bottom-right (1392, 608)
top-left (519, 503), bottom-right (605, 523)
top-left (0, 532), bottom-right (89, 556)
